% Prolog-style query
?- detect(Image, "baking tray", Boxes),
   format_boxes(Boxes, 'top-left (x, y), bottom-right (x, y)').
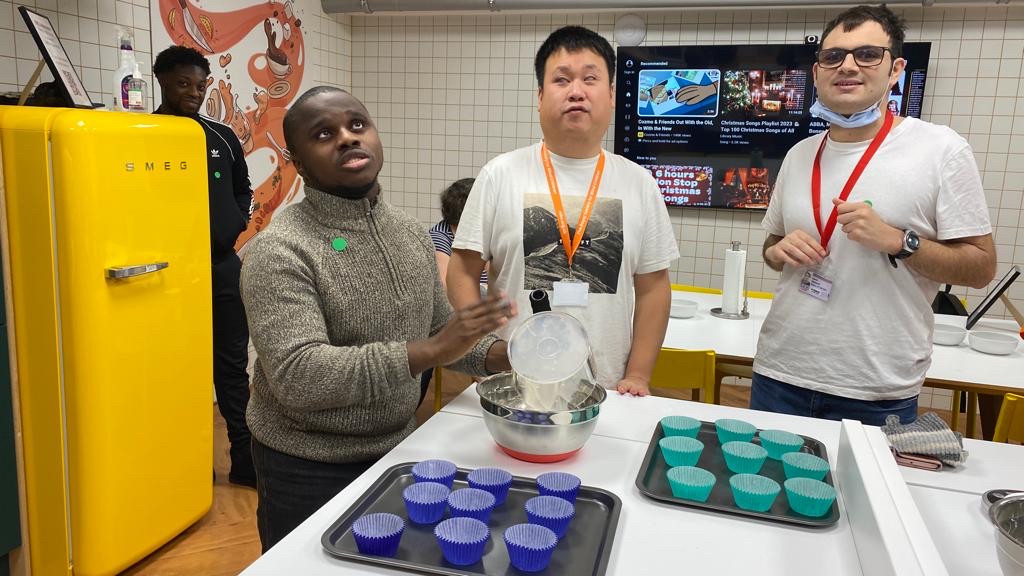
top-left (635, 420), bottom-right (840, 527)
top-left (322, 462), bottom-right (621, 575)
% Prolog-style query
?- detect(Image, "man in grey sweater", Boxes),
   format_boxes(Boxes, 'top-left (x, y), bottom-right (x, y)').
top-left (240, 86), bottom-right (515, 551)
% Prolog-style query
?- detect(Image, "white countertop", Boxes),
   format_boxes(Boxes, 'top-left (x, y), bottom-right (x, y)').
top-left (241, 386), bottom-right (1024, 575)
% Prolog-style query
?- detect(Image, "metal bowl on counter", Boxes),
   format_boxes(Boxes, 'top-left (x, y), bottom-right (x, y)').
top-left (477, 371), bottom-right (606, 463)
top-left (990, 493), bottom-right (1024, 576)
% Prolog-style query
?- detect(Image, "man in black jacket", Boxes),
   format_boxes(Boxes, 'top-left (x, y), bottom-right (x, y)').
top-left (154, 46), bottom-right (256, 487)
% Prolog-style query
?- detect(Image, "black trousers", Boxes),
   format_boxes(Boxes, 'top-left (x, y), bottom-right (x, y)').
top-left (252, 439), bottom-right (376, 552)
top-left (212, 254), bottom-right (252, 475)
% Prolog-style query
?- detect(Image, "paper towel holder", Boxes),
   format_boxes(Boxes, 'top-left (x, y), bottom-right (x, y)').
top-left (711, 240), bottom-right (750, 320)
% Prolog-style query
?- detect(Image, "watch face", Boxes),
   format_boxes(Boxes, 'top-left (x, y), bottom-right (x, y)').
top-left (906, 231), bottom-right (920, 250)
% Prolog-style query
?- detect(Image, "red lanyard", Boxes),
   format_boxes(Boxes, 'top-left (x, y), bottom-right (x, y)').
top-left (540, 143), bottom-right (605, 267)
top-left (811, 111), bottom-right (894, 251)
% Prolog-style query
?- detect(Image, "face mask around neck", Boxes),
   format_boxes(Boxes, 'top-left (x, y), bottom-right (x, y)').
top-left (809, 98), bottom-right (882, 129)
top-left (811, 62), bottom-right (897, 129)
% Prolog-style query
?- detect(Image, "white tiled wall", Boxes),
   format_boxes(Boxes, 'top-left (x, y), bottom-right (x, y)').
top-left (348, 7), bottom-right (1023, 411)
top-left (0, 0), bottom-right (351, 111)
top-left (1, 3), bottom-right (1019, 412)
top-left (349, 7), bottom-right (1024, 314)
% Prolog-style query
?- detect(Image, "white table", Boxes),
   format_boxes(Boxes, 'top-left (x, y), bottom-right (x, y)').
top-left (665, 291), bottom-right (1024, 436)
top-left (240, 387), bottom-right (1024, 575)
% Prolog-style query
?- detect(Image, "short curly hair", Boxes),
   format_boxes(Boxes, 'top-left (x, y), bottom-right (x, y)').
top-left (821, 5), bottom-right (907, 59)
top-left (440, 178), bottom-right (475, 226)
top-left (153, 45), bottom-right (211, 77)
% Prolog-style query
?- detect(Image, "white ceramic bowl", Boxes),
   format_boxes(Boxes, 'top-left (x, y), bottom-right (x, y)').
top-left (969, 331), bottom-right (1019, 356)
top-left (933, 324), bottom-right (966, 346)
top-left (670, 299), bottom-right (698, 319)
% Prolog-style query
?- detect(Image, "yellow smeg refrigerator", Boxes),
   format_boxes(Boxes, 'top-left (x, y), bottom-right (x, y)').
top-left (0, 106), bottom-right (213, 576)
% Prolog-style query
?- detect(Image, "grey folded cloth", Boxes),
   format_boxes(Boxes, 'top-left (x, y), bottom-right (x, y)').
top-left (881, 412), bottom-right (968, 467)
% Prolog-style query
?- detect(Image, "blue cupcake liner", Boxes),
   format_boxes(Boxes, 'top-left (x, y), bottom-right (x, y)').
top-left (715, 418), bottom-right (757, 444)
top-left (467, 467), bottom-right (514, 505)
top-left (351, 512), bottom-right (405, 557)
top-left (447, 488), bottom-right (497, 523)
top-left (781, 452), bottom-right (830, 481)
top-left (434, 517), bottom-right (490, 566)
top-left (729, 474), bottom-right (780, 512)
top-left (403, 481), bottom-right (450, 525)
top-left (525, 495), bottom-right (575, 539)
top-left (659, 436), bottom-right (704, 467)
top-left (758, 429), bottom-right (805, 460)
top-left (784, 477), bottom-right (837, 518)
top-left (536, 472), bottom-right (581, 504)
top-left (721, 441), bottom-right (768, 474)
top-left (412, 459), bottom-right (458, 488)
top-left (666, 466), bottom-right (716, 502)
top-left (504, 523), bottom-right (558, 572)
top-left (661, 415), bottom-right (701, 438)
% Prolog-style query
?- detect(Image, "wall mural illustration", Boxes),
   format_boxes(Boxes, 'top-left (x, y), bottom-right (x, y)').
top-left (152, 0), bottom-right (311, 249)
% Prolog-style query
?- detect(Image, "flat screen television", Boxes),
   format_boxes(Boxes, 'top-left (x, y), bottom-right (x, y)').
top-left (613, 42), bottom-right (932, 208)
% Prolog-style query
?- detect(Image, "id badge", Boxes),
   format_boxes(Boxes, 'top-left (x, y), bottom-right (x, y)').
top-left (552, 279), bottom-right (589, 307)
top-left (798, 259), bottom-right (833, 302)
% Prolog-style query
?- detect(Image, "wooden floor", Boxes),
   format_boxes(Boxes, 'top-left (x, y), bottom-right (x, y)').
top-left (122, 373), bottom-right (960, 575)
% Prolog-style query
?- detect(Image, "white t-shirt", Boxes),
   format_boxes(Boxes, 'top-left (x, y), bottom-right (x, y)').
top-left (754, 117), bottom-right (991, 400)
top-left (454, 142), bottom-right (680, 387)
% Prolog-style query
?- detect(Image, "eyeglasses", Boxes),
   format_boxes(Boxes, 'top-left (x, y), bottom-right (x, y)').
top-left (815, 45), bottom-right (892, 69)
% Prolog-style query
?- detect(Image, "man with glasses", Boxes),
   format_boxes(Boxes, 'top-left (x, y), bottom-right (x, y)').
top-left (750, 5), bottom-right (995, 425)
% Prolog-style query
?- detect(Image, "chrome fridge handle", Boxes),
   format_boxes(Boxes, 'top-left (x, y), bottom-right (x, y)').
top-left (104, 262), bottom-right (169, 279)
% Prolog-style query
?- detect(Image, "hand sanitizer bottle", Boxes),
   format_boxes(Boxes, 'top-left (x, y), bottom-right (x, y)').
top-left (111, 28), bottom-right (136, 111)
top-left (126, 62), bottom-right (147, 112)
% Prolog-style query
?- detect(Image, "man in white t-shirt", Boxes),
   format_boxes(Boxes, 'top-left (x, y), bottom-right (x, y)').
top-left (447, 26), bottom-right (679, 396)
top-left (752, 5), bottom-right (996, 425)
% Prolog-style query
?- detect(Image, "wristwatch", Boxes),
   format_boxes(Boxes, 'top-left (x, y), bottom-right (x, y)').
top-left (888, 229), bottom-right (920, 268)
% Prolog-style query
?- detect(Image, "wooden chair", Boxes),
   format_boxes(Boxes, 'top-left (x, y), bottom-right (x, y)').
top-left (993, 393), bottom-right (1024, 444)
top-left (713, 290), bottom-right (773, 389)
top-left (950, 389), bottom-right (979, 438)
top-left (649, 349), bottom-right (718, 403)
top-left (433, 367), bottom-right (444, 412)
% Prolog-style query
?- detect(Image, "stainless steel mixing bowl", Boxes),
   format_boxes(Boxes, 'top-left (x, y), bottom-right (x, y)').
top-left (476, 371), bottom-right (606, 463)
top-left (990, 493), bottom-right (1024, 576)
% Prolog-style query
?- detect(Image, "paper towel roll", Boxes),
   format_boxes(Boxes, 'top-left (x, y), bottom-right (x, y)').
top-left (722, 244), bottom-right (746, 314)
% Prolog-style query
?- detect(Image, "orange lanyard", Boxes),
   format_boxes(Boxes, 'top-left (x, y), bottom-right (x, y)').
top-left (540, 142), bottom-right (606, 267)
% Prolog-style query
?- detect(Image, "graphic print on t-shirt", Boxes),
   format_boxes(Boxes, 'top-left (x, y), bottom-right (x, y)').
top-left (523, 194), bottom-right (624, 293)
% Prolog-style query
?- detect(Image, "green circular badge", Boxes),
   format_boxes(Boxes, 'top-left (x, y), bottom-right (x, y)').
top-left (214, 171), bottom-right (221, 179)
top-left (332, 237), bottom-right (348, 252)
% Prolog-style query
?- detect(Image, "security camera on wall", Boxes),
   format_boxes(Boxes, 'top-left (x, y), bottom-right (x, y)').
top-left (804, 35), bottom-right (819, 45)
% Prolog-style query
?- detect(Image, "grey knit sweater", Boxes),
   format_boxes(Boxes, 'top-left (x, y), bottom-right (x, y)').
top-left (240, 185), bottom-right (497, 463)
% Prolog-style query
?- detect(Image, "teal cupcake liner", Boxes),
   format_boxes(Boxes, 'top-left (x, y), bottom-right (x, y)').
top-left (721, 441), bottom-right (768, 474)
top-left (434, 517), bottom-right (490, 566)
top-left (504, 523), bottom-right (558, 572)
top-left (467, 467), bottom-right (513, 505)
top-left (659, 436), bottom-right (704, 467)
top-left (666, 466), bottom-right (716, 502)
top-left (781, 452), bottom-right (830, 481)
top-left (351, 512), bottom-right (405, 557)
top-left (447, 488), bottom-right (497, 523)
top-left (661, 415), bottom-right (701, 438)
top-left (785, 478), bottom-right (837, 518)
top-left (758, 429), bottom-right (805, 460)
top-left (715, 418), bottom-right (757, 444)
top-left (729, 474), bottom-right (780, 512)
